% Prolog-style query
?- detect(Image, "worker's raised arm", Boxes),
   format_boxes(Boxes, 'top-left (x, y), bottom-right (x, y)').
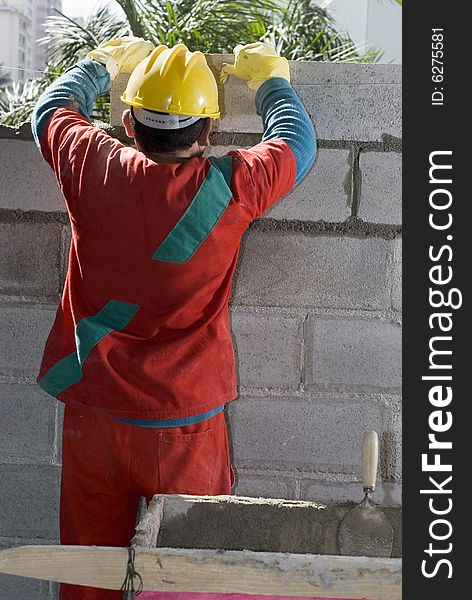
top-left (220, 43), bottom-right (316, 217)
top-left (31, 37), bottom-right (154, 159)
top-left (31, 58), bottom-right (111, 150)
top-left (256, 76), bottom-right (316, 186)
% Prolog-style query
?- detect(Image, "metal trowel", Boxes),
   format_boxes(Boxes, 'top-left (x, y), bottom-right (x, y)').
top-left (338, 430), bottom-right (394, 557)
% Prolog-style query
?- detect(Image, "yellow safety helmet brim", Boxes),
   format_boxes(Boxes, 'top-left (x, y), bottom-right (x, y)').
top-left (121, 43), bottom-right (220, 119)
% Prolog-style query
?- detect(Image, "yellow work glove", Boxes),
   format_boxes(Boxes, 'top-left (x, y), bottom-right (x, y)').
top-left (87, 37), bottom-right (155, 80)
top-left (220, 42), bottom-right (290, 91)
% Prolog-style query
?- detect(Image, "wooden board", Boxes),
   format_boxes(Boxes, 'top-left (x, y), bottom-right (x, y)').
top-left (0, 545), bottom-right (401, 599)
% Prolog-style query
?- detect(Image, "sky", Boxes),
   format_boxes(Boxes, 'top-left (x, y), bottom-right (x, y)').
top-left (62, 0), bottom-right (123, 19)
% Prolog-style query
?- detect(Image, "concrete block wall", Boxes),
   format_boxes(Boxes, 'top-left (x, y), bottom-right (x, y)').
top-left (0, 57), bottom-right (401, 598)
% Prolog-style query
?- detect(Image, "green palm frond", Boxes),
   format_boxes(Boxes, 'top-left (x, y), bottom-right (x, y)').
top-left (114, 0), bottom-right (148, 38)
top-left (116, 0), bottom-right (283, 52)
top-left (41, 5), bottom-right (131, 71)
top-left (0, 78), bottom-right (48, 126)
top-left (261, 0), bottom-right (380, 62)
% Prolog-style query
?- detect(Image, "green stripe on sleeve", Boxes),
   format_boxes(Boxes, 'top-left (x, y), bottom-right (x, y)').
top-left (38, 300), bottom-right (140, 397)
top-left (153, 156), bottom-right (233, 263)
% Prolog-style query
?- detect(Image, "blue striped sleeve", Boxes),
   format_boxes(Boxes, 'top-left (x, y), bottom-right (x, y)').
top-left (31, 58), bottom-right (111, 149)
top-left (255, 77), bottom-right (317, 185)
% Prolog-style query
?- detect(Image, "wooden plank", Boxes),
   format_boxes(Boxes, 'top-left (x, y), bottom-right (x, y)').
top-left (0, 545), bottom-right (401, 599)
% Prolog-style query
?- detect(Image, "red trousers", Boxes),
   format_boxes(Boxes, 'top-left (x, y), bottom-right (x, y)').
top-left (60, 405), bottom-right (233, 600)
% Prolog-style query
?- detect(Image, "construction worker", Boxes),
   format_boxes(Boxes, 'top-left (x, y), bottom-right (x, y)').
top-left (31, 37), bottom-right (316, 599)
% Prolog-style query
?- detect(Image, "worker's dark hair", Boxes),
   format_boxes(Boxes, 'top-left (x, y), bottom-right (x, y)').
top-left (130, 107), bottom-right (207, 154)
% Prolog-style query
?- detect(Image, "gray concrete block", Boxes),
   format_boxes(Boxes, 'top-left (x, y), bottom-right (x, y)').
top-left (299, 478), bottom-right (402, 508)
top-left (55, 400), bottom-right (65, 465)
top-left (60, 225), bottom-right (72, 287)
top-left (266, 149), bottom-right (352, 222)
top-left (358, 152), bottom-right (402, 224)
top-left (0, 465), bottom-right (60, 538)
top-left (111, 61), bottom-right (402, 142)
top-left (305, 316), bottom-right (402, 392)
top-left (231, 312), bottom-right (303, 389)
top-left (0, 140), bottom-right (65, 212)
top-left (295, 83), bottom-right (401, 143)
top-left (383, 399), bottom-right (402, 481)
top-left (0, 384), bottom-right (55, 462)
top-left (49, 582), bottom-right (59, 600)
top-left (232, 470), bottom-right (298, 500)
top-left (0, 305), bottom-right (57, 379)
top-left (392, 238), bottom-right (402, 311)
top-left (0, 572), bottom-right (49, 600)
top-left (227, 395), bottom-right (384, 474)
top-left (211, 147), bottom-right (351, 222)
top-left (0, 222), bottom-right (62, 298)
top-left (211, 61), bottom-right (401, 141)
top-left (232, 232), bottom-right (391, 310)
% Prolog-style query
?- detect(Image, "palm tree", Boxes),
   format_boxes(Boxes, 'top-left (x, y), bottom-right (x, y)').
top-left (0, 78), bottom-right (47, 126)
top-left (260, 0), bottom-right (381, 62)
top-left (1, 0), bottom-right (381, 126)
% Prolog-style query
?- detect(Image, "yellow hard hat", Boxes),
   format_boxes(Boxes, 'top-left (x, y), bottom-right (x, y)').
top-left (121, 43), bottom-right (220, 119)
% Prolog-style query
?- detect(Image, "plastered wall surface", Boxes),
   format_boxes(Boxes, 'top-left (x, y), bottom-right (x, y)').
top-left (0, 57), bottom-right (402, 599)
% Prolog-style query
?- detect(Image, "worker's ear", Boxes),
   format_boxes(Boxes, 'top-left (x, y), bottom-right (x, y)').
top-left (122, 109), bottom-right (135, 139)
top-left (197, 118), bottom-right (213, 147)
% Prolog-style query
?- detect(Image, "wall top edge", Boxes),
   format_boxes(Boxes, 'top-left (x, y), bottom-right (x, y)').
top-left (0, 123), bottom-right (33, 140)
top-left (207, 55), bottom-right (402, 85)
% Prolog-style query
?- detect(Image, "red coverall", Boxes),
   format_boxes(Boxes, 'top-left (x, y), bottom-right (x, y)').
top-left (31, 48), bottom-right (316, 597)
top-left (35, 103), bottom-right (296, 599)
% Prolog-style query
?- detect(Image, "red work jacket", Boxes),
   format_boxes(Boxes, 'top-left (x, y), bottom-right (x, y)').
top-left (37, 108), bottom-right (296, 419)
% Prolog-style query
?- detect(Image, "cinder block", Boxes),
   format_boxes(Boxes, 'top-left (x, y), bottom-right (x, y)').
top-left (304, 316), bottom-right (402, 392)
top-left (55, 400), bottom-right (65, 465)
top-left (0, 305), bottom-right (57, 379)
top-left (232, 469), bottom-right (298, 500)
top-left (0, 384), bottom-right (55, 462)
top-left (0, 465), bottom-right (60, 538)
top-left (212, 63), bottom-right (401, 141)
top-left (0, 222), bottom-right (62, 298)
top-left (210, 147), bottom-right (351, 222)
top-left (358, 152), bottom-right (402, 224)
top-left (227, 395), bottom-right (384, 473)
top-left (266, 149), bottom-right (352, 222)
top-left (295, 83), bottom-right (401, 143)
top-left (382, 399), bottom-right (402, 481)
top-left (231, 312), bottom-right (303, 389)
top-left (111, 62), bottom-right (402, 142)
top-left (61, 225), bottom-right (72, 286)
top-left (0, 140), bottom-right (65, 212)
top-left (299, 478), bottom-right (402, 508)
top-left (392, 238), bottom-right (402, 311)
top-left (232, 232), bottom-right (391, 310)
top-left (0, 574), bottom-right (48, 600)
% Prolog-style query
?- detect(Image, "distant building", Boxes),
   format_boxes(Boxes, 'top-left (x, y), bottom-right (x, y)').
top-left (33, 1), bottom-right (63, 71)
top-left (323, 0), bottom-right (402, 63)
top-left (0, 2), bottom-right (33, 82)
top-left (0, 1), bottom-right (62, 82)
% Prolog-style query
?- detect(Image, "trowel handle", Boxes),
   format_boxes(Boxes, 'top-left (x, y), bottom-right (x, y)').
top-left (362, 430), bottom-right (379, 492)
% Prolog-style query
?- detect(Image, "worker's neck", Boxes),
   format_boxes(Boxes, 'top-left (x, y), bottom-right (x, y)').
top-left (139, 142), bottom-right (207, 164)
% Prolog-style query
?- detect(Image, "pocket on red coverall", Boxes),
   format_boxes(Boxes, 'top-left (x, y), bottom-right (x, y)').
top-left (158, 427), bottom-right (217, 495)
